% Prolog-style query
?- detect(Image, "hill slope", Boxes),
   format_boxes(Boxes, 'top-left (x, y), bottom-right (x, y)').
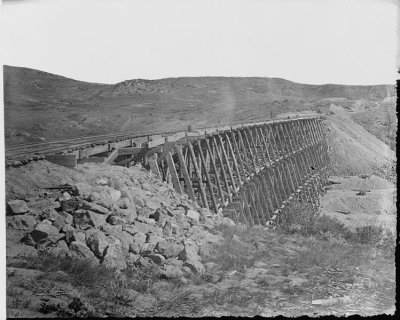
top-left (326, 104), bottom-right (396, 178)
top-left (3, 65), bottom-right (396, 147)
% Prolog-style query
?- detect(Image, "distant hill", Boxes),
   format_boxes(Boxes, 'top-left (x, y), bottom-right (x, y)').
top-left (3, 65), bottom-right (396, 146)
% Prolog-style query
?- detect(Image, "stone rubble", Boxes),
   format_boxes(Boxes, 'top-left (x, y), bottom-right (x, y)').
top-left (7, 199), bottom-right (30, 215)
top-left (9, 163), bottom-right (226, 280)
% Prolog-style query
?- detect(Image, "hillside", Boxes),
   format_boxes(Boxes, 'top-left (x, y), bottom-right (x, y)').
top-left (3, 65), bottom-right (396, 148)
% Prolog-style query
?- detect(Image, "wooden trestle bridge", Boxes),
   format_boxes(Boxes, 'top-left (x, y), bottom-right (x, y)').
top-left (6, 115), bottom-right (329, 226)
top-left (144, 116), bottom-right (330, 225)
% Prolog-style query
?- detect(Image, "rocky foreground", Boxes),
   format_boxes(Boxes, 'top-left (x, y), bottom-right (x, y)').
top-left (5, 160), bottom-right (396, 317)
top-left (6, 161), bottom-right (234, 277)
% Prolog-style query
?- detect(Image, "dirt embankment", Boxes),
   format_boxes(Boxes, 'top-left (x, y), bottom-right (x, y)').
top-left (325, 104), bottom-right (396, 180)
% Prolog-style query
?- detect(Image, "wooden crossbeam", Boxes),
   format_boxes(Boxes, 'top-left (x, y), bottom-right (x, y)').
top-left (216, 134), bottom-right (237, 194)
top-left (105, 149), bottom-right (119, 164)
top-left (211, 135), bottom-right (231, 201)
top-left (187, 142), bottom-right (209, 209)
top-left (148, 153), bottom-right (161, 178)
top-left (196, 139), bottom-right (218, 213)
top-left (118, 147), bottom-right (146, 156)
top-left (175, 145), bottom-right (196, 202)
top-left (165, 151), bottom-right (182, 194)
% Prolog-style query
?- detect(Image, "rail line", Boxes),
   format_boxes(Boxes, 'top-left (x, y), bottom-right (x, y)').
top-left (5, 115), bottom-right (318, 161)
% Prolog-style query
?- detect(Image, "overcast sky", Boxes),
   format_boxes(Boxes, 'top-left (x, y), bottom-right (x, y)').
top-left (2, 0), bottom-right (398, 85)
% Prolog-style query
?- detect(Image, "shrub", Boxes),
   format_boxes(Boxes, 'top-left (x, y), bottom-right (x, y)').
top-left (277, 202), bottom-right (395, 254)
top-left (202, 224), bottom-right (259, 272)
top-left (8, 253), bottom-right (110, 288)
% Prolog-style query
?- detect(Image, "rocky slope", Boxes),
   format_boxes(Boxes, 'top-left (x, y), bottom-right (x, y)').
top-left (6, 161), bottom-right (232, 277)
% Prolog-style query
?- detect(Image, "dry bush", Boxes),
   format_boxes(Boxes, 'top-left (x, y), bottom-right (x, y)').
top-left (277, 202), bottom-right (395, 255)
top-left (8, 253), bottom-right (110, 288)
top-left (7, 252), bottom-right (167, 317)
top-left (203, 225), bottom-right (256, 272)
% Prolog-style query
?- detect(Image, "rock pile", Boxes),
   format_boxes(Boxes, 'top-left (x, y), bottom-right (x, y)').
top-left (7, 162), bottom-right (231, 280)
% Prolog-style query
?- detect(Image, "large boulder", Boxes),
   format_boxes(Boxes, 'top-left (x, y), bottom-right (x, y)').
top-left (150, 208), bottom-right (167, 227)
top-left (163, 221), bottom-right (173, 237)
top-left (49, 215), bottom-right (66, 230)
top-left (136, 207), bottom-right (151, 222)
top-left (73, 210), bottom-right (107, 229)
top-left (109, 176), bottom-right (125, 190)
top-left (102, 240), bottom-right (127, 270)
top-left (133, 221), bottom-right (158, 235)
top-left (183, 260), bottom-right (205, 275)
top-left (107, 189), bottom-right (121, 203)
top-left (141, 183), bottom-right (153, 192)
top-left (86, 191), bottom-right (101, 203)
top-left (123, 224), bottom-right (140, 236)
top-left (107, 215), bottom-right (127, 226)
top-left (146, 199), bottom-right (160, 211)
top-left (61, 224), bottom-right (75, 233)
top-left (113, 207), bottom-right (137, 224)
top-left (69, 241), bottom-right (98, 260)
top-left (65, 230), bottom-right (86, 244)
top-left (132, 231), bottom-right (147, 244)
top-left (30, 221), bottom-right (60, 243)
top-left (41, 207), bottom-right (61, 220)
top-left (178, 241), bottom-right (205, 274)
top-left (36, 233), bottom-right (66, 250)
top-left (7, 215), bottom-right (36, 231)
top-left (86, 231), bottom-right (110, 258)
top-left (178, 241), bottom-right (199, 262)
top-left (60, 199), bottom-right (80, 213)
top-left (46, 240), bottom-right (70, 257)
top-left (171, 223), bottom-right (180, 237)
top-left (129, 232), bottom-right (147, 254)
top-left (57, 192), bottom-right (72, 202)
top-left (83, 228), bottom-right (98, 240)
top-left (113, 231), bottom-right (133, 254)
top-left (95, 178), bottom-right (109, 186)
top-left (144, 234), bottom-right (164, 253)
top-left (131, 190), bottom-right (146, 207)
top-left (161, 264), bottom-right (184, 279)
top-left (7, 200), bottom-right (29, 215)
top-left (116, 198), bottom-right (131, 210)
top-left (101, 224), bottom-right (123, 235)
top-left (186, 210), bottom-right (200, 222)
top-left (81, 201), bottom-right (110, 215)
top-left (72, 182), bottom-right (92, 197)
top-left (59, 212), bottom-right (73, 225)
top-left (222, 217), bottom-right (235, 227)
top-left (145, 253), bottom-right (165, 265)
top-left (156, 240), bottom-right (184, 258)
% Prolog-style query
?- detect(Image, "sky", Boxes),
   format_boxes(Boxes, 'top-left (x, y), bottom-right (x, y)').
top-left (2, 0), bottom-right (399, 84)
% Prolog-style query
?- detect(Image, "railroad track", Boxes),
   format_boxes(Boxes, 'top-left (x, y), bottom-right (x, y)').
top-left (5, 129), bottom-right (176, 159)
top-left (5, 115), bottom-right (321, 161)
